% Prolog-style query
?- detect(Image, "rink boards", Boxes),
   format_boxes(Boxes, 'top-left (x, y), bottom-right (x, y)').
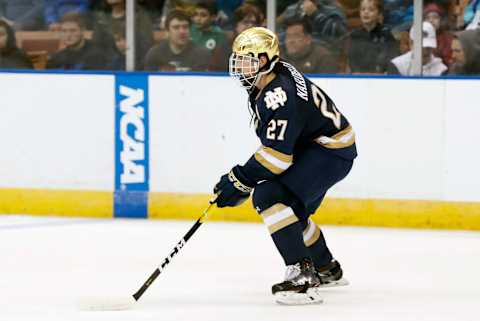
top-left (0, 71), bottom-right (479, 230)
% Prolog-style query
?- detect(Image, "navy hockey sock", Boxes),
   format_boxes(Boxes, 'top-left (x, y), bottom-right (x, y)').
top-left (301, 219), bottom-right (333, 268)
top-left (260, 204), bottom-right (311, 265)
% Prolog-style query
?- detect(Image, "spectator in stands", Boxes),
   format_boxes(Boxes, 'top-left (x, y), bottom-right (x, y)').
top-left (138, 0), bottom-right (166, 28)
top-left (47, 12), bottom-right (105, 70)
top-left (464, 0), bottom-right (480, 30)
top-left (244, 0), bottom-right (266, 22)
top-left (449, 29), bottom-right (480, 75)
top-left (144, 9), bottom-right (209, 71)
top-left (215, 0), bottom-right (243, 30)
top-left (0, 19), bottom-right (33, 69)
top-left (0, 0), bottom-right (45, 30)
top-left (424, 3), bottom-right (453, 67)
top-left (92, 0), bottom-right (153, 70)
top-left (383, 0), bottom-right (413, 32)
top-left (209, 3), bottom-right (263, 71)
top-left (388, 21), bottom-right (447, 76)
top-left (162, 0), bottom-right (199, 15)
top-left (232, 3), bottom-right (264, 35)
top-left (44, 0), bottom-right (91, 31)
top-left (277, 0), bottom-right (348, 53)
top-left (106, 20), bottom-right (125, 70)
top-left (277, 0), bottom-right (299, 14)
top-left (190, 2), bottom-right (225, 52)
top-left (160, 0), bottom-right (256, 30)
top-left (347, 0), bottom-right (399, 73)
top-left (159, 0), bottom-right (215, 29)
top-left (284, 18), bottom-right (341, 74)
top-left (336, 0), bottom-right (361, 29)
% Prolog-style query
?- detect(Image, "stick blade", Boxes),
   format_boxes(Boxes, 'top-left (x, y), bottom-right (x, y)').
top-left (77, 296), bottom-right (136, 311)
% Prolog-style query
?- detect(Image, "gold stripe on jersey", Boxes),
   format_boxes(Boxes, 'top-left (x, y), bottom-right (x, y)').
top-left (314, 125), bottom-right (355, 149)
top-left (254, 146), bottom-right (293, 175)
top-left (261, 204), bottom-right (299, 234)
top-left (303, 219), bottom-right (321, 247)
top-left (262, 146), bottom-right (293, 163)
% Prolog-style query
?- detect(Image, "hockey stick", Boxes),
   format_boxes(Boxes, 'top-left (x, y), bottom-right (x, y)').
top-left (78, 198), bottom-right (217, 311)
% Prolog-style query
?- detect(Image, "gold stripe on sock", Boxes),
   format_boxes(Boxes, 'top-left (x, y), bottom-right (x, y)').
top-left (304, 220), bottom-right (321, 247)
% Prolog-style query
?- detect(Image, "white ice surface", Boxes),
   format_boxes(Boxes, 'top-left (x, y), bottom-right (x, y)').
top-left (0, 215), bottom-right (479, 321)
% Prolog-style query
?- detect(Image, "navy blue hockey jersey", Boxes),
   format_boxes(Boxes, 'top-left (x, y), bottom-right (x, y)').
top-left (241, 60), bottom-right (357, 184)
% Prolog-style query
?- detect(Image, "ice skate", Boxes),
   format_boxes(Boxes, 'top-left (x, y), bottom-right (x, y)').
top-left (315, 259), bottom-right (349, 288)
top-left (272, 258), bottom-right (324, 305)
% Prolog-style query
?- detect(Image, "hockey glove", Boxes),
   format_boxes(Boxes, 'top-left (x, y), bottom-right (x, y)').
top-left (214, 166), bottom-right (254, 208)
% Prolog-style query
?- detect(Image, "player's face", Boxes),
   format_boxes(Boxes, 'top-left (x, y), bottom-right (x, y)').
top-left (285, 25), bottom-right (311, 56)
top-left (229, 53), bottom-right (260, 90)
top-left (451, 38), bottom-right (466, 65)
top-left (230, 54), bottom-right (258, 76)
top-left (193, 8), bottom-right (212, 29)
top-left (0, 26), bottom-right (7, 50)
top-left (168, 18), bottom-right (190, 47)
top-left (60, 22), bottom-right (84, 48)
top-left (360, 0), bottom-right (380, 27)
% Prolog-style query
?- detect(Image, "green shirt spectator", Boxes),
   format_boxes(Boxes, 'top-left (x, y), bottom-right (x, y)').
top-left (190, 23), bottom-right (225, 51)
top-left (190, 1), bottom-right (225, 51)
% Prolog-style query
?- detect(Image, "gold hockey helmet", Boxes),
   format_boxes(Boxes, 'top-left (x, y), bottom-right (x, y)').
top-left (229, 27), bottom-right (280, 92)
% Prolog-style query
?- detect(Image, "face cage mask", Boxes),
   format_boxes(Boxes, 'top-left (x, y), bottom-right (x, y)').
top-left (229, 53), bottom-right (261, 92)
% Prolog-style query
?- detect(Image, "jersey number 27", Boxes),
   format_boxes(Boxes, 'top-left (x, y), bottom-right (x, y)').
top-left (266, 119), bottom-right (288, 141)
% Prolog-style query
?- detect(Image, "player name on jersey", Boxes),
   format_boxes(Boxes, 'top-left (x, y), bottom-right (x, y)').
top-left (280, 61), bottom-right (309, 102)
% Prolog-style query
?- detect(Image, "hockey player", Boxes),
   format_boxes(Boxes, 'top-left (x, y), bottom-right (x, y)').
top-left (213, 27), bottom-right (357, 305)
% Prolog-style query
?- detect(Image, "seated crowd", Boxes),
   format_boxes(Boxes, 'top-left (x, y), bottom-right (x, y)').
top-left (0, 0), bottom-right (479, 75)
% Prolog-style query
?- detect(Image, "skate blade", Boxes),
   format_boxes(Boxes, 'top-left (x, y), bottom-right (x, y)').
top-left (274, 288), bottom-right (324, 306)
top-left (316, 277), bottom-right (349, 289)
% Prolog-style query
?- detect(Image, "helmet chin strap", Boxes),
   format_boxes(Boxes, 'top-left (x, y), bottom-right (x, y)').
top-left (250, 60), bottom-right (278, 92)
top-left (251, 73), bottom-right (263, 90)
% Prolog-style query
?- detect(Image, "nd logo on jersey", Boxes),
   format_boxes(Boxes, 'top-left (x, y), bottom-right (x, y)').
top-left (265, 87), bottom-right (287, 110)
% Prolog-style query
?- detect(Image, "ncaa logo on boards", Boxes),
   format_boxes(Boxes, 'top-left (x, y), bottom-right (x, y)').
top-left (114, 74), bottom-right (149, 218)
top-left (119, 85), bottom-right (146, 188)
